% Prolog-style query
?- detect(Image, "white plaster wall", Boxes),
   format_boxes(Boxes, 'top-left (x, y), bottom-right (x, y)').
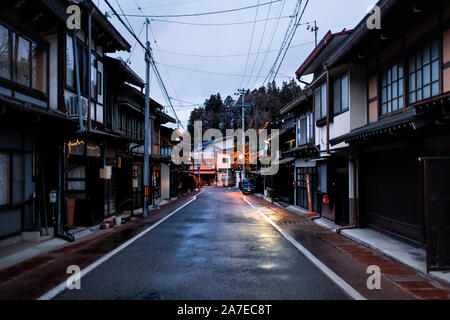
top-left (217, 153), bottom-right (232, 169)
top-left (329, 111), bottom-right (350, 150)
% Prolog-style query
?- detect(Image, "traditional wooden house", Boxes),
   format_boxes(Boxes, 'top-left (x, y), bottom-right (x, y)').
top-left (280, 91), bottom-right (320, 212)
top-left (0, 0), bottom-right (130, 240)
top-left (325, 0), bottom-right (450, 271)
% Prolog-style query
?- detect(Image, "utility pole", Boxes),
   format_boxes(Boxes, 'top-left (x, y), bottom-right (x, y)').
top-left (307, 20), bottom-right (319, 47)
top-left (236, 89), bottom-right (248, 181)
top-left (143, 18), bottom-right (151, 218)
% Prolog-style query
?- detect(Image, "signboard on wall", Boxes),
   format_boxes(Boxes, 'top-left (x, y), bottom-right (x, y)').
top-left (86, 141), bottom-right (101, 158)
top-left (67, 139), bottom-right (85, 156)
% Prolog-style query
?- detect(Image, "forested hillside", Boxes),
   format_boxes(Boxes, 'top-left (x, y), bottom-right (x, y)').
top-left (187, 80), bottom-right (302, 136)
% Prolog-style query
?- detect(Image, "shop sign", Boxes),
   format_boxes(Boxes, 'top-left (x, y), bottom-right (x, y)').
top-left (86, 141), bottom-right (101, 158)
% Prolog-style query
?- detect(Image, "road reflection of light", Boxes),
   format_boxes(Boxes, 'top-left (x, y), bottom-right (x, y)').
top-left (259, 264), bottom-right (277, 270)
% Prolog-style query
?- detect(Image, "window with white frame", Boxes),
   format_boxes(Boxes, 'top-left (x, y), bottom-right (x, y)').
top-left (333, 73), bottom-right (349, 115)
top-left (314, 82), bottom-right (327, 121)
top-left (297, 112), bottom-right (313, 146)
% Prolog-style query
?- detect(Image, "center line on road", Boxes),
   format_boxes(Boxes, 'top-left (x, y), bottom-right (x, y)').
top-left (38, 191), bottom-right (204, 300)
top-left (241, 193), bottom-right (366, 301)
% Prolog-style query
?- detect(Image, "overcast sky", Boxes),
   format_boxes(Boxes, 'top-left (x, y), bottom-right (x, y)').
top-left (98, 0), bottom-right (377, 130)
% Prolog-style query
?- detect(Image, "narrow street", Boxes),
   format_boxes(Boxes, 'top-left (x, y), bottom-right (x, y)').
top-left (55, 188), bottom-right (347, 300)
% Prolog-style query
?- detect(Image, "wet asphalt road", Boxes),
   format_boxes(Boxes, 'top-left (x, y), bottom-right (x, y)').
top-left (55, 188), bottom-right (348, 300)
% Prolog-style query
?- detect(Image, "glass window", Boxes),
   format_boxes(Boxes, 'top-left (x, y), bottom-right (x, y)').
top-left (314, 86), bottom-right (321, 120)
top-left (321, 83), bottom-right (327, 119)
top-left (332, 73), bottom-right (349, 115)
top-left (68, 165), bottom-right (86, 191)
top-left (341, 73), bottom-right (349, 111)
top-left (0, 153), bottom-right (10, 205)
top-left (315, 83), bottom-right (327, 121)
top-left (297, 112), bottom-right (313, 146)
top-left (66, 35), bottom-right (75, 88)
top-left (408, 39), bottom-right (440, 104)
top-left (333, 78), bottom-right (340, 115)
top-left (91, 53), bottom-right (96, 100)
top-left (96, 104), bottom-right (103, 124)
top-left (31, 43), bottom-right (47, 93)
top-left (381, 63), bottom-right (404, 115)
top-left (15, 35), bottom-right (30, 86)
top-left (0, 24), bottom-right (10, 80)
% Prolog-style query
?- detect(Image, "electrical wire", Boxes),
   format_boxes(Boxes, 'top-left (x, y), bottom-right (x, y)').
top-left (150, 16), bottom-right (292, 27)
top-left (104, 0), bottom-right (185, 130)
top-left (110, 0), bottom-right (282, 18)
top-left (240, 0), bottom-right (261, 89)
top-left (251, 0), bottom-right (286, 88)
top-left (154, 61), bottom-right (291, 79)
top-left (245, 0), bottom-right (274, 88)
top-left (127, 0), bottom-right (211, 11)
top-left (154, 41), bottom-right (314, 58)
top-left (271, 0), bottom-right (310, 81)
top-left (126, 21), bottom-right (145, 64)
top-left (263, 0), bottom-right (302, 85)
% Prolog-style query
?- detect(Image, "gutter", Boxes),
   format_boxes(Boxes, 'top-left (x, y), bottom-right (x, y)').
top-left (326, 70), bottom-right (330, 153)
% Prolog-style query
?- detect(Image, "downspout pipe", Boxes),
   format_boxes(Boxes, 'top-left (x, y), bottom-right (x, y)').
top-left (87, 8), bottom-right (93, 132)
top-left (55, 146), bottom-right (75, 242)
top-left (326, 68), bottom-right (330, 153)
top-left (73, 30), bottom-right (85, 134)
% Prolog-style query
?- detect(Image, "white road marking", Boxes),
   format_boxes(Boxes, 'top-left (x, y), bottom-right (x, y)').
top-left (38, 191), bottom-right (204, 300)
top-left (241, 193), bottom-right (366, 301)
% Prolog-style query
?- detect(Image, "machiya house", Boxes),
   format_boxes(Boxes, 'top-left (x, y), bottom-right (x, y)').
top-left (291, 0), bottom-right (450, 271)
top-left (0, 0), bottom-right (132, 239)
top-left (0, 0), bottom-right (182, 241)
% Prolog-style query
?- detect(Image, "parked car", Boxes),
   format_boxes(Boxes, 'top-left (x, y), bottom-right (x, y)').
top-left (241, 178), bottom-right (255, 194)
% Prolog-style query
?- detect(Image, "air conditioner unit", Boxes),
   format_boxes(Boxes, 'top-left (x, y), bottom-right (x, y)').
top-left (69, 96), bottom-right (88, 120)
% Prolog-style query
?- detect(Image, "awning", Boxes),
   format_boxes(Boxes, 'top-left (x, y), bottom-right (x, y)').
top-left (272, 157), bottom-right (295, 166)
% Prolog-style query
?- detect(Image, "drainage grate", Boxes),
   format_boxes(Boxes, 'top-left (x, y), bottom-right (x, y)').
top-left (280, 220), bottom-right (313, 225)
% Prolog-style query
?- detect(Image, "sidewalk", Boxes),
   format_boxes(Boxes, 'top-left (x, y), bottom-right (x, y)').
top-left (0, 226), bottom-right (99, 272)
top-left (247, 193), bottom-right (450, 300)
top-left (0, 192), bottom-right (199, 300)
top-left (255, 193), bottom-right (450, 287)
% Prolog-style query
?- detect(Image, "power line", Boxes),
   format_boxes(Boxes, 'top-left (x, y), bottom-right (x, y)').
top-left (104, 0), bottom-right (185, 130)
top-left (263, 0), bottom-right (303, 85)
top-left (251, 0), bottom-right (287, 88)
top-left (240, 0), bottom-right (261, 88)
top-left (169, 98), bottom-right (203, 105)
top-left (154, 41), bottom-right (314, 58)
top-left (154, 61), bottom-right (291, 79)
top-left (126, 21), bottom-right (145, 64)
top-left (150, 16), bottom-right (292, 27)
top-left (263, 0), bottom-right (311, 85)
top-left (245, 0), bottom-right (275, 88)
top-left (148, 20), bottom-right (189, 126)
top-left (103, 0), bottom-right (146, 51)
top-left (109, 0), bottom-right (282, 18)
top-left (115, 0), bottom-right (135, 35)
top-left (272, 0), bottom-right (310, 81)
top-left (127, 0), bottom-right (210, 11)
